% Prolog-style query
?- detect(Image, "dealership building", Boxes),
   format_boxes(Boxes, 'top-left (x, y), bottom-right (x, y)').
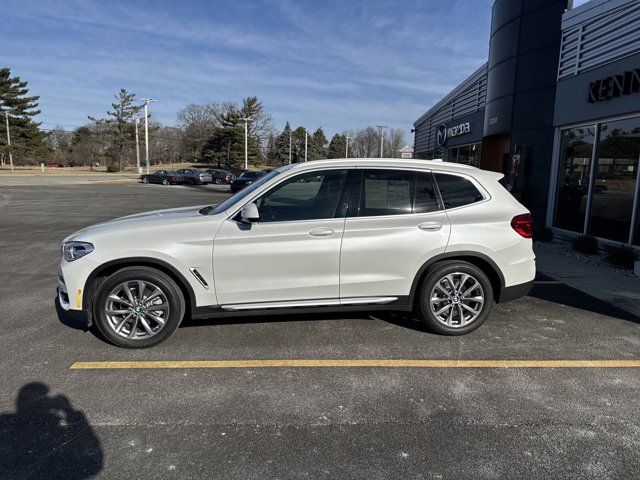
top-left (413, 0), bottom-right (640, 247)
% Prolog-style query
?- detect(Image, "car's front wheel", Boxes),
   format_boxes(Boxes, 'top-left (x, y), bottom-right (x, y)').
top-left (162, 178), bottom-right (169, 186)
top-left (142, 177), bottom-right (149, 184)
top-left (214, 178), bottom-right (222, 185)
top-left (93, 266), bottom-right (185, 348)
top-left (418, 261), bottom-right (493, 335)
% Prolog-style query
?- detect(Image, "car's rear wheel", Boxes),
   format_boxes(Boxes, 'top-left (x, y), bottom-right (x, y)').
top-left (162, 178), bottom-right (169, 186)
top-left (93, 266), bottom-right (185, 348)
top-left (188, 178), bottom-right (195, 185)
top-left (214, 178), bottom-right (222, 185)
top-left (142, 177), bottom-right (149, 184)
top-left (418, 262), bottom-right (493, 335)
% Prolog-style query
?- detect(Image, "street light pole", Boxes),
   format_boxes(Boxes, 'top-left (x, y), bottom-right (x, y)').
top-left (135, 117), bottom-right (141, 174)
top-left (376, 125), bottom-right (388, 159)
top-left (141, 98), bottom-right (157, 174)
top-left (345, 136), bottom-right (351, 159)
top-left (4, 111), bottom-right (13, 172)
top-left (241, 116), bottom-right (252, 170)
top-left (304, 130), bottom-right (308, 162)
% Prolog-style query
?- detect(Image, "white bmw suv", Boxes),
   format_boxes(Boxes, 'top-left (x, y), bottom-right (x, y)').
top-left (58, 159), bottom-right (535, 348)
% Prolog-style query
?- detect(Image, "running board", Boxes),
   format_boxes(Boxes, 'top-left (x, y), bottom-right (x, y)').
top-left (221, 297), bottom-right (398, 311)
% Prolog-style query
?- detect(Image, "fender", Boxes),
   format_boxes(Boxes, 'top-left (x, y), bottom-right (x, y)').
top-left (408, 251), bottom-right (506, 304)
top-left (82, 257), bottom-right (197, 319)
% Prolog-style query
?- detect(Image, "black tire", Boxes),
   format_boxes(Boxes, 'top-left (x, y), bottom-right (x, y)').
top-left (142, 177), bottom-right (149, 184)
top-left (417, 261), bottom-right (493, 335)
top-left (162, 178), bottom-right (169, 186)
top-left (188, 178), bottom-right (195, 185)
top-left (214, 178), bottom-right (222, 185)
top-left (93, 266), bottom-right (186, 348)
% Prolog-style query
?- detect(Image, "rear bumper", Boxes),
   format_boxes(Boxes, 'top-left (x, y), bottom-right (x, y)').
top-left (497, 280), bottom-right (533, 303)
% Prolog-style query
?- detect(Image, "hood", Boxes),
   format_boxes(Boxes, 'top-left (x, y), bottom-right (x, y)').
top-left (65, 205), bottom-right (211, 242)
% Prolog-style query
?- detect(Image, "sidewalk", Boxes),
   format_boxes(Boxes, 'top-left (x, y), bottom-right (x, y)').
top-left (534, 246), bottom-right (640, 317)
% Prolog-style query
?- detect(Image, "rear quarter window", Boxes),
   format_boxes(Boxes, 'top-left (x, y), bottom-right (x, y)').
top-left (434, 173), bottom-right (484, 209)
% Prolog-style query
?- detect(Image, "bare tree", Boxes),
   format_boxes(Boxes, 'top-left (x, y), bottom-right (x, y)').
top-left (384, 128), bottom-right (406, 158)
top-left (177, 103), bottom-right (219, 161)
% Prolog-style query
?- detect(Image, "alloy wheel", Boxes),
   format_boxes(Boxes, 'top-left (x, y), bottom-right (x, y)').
top-left (104, 280), bottom-right (170, 339)
top-left (429, 272), bottom-right (485, 328)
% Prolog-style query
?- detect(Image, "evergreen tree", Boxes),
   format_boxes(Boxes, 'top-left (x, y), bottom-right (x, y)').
top-left (270, 122), bottom-right (292, 166)
top-left (292, 126), bottom-right (307, 163)
top-left (0, 67), bottom-right (48, 165)
top-left (309, 127), bottom-right (328, 160)
top-left (327, 133), bottom-right (347, 159)
top-left (201, 125), bottom-right (258, 169)
top-left (89, 89), bottom-right (143, 171)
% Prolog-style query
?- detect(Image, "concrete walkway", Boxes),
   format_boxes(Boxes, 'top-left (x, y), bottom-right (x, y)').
top-left (535, 247), bottom-right (640, 317)
top-left (0, 174), bottom-right (139, 186)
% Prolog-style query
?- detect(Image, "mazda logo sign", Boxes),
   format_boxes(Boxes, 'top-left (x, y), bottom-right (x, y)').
top-left (436, 124), bottom-right (447, 147)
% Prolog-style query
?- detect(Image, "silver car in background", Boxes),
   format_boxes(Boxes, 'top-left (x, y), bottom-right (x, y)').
top-left (176, 168), bottom-right (213, 185)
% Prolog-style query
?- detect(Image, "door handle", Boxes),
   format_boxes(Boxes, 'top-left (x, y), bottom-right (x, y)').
top-left (418, 222), bottom-right (443, 231)
top-left (308, 228), bottom-right (335, 237)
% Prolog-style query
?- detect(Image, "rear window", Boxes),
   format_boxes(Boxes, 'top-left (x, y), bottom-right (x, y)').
top-left (434, 173), bottom-right (484, 209)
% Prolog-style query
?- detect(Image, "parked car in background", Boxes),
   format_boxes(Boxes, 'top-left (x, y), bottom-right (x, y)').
top-left (46, 162), bottom-right (62, 168)
top-left (58, 158), bottom-right (535, 348)
top-left (177, 168), bottom-right (213, 185)
top-left (206, 169), bottom-right (235, 185)
top-left (141, 170), bottom-right (182, 186)
top-left (229, 170), bottom-right (266, 193)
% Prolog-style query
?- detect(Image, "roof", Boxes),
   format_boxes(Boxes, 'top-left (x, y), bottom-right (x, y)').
top-left (287, 158), bottom-right (503, 181)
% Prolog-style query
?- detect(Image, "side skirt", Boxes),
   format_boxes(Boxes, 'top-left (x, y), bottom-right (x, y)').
top-left (191, 296), bottom-right (411, 320)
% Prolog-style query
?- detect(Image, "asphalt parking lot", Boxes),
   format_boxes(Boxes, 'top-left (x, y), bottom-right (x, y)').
top-left (1, 182), bottom-right (640, 479)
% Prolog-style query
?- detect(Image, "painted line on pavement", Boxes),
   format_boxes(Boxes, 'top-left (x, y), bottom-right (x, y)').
top-left (70, 359), bottom-right (640, 369)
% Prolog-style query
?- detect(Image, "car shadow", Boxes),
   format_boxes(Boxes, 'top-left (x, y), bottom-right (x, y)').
top-left (0, 382), bottom-right (103, 479)
top-left (54, 297), bottom-right (110, 343)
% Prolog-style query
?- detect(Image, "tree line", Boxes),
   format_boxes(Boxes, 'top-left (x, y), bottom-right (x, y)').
top-left (1, 67), bottom-right (407, 170)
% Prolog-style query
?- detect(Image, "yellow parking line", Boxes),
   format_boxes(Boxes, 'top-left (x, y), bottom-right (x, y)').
top-left (70, 359), bottom-right (640, 369)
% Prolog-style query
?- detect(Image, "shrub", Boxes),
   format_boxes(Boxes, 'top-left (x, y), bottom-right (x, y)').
top-left (572, 235), bottom-right (598, 255)
top-left (605, 244), bottom-right (639, 270)
top-left (533, 226), bottom-right (554, 242)
top-left (106, 164), bottom-right (120, 173)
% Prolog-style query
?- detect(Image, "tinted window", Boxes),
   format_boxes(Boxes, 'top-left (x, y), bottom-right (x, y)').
top-left (434, 173), bottom-right (484, 209)
top-left (414, 173), bottom-right (440, 213)
top-left (256, 170), bottom-right (349, 222)
top-left (241, 171), bottom-right (261, 179)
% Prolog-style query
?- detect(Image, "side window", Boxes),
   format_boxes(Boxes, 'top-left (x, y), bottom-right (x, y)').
top-left (360, 170), bottom-right (413, 216)
top-left (414, 172), bottom-right (440, 213)
top-left (256, 169), bottom-right (349, 222)
top-left (434, 173), bottom-right (484, 209)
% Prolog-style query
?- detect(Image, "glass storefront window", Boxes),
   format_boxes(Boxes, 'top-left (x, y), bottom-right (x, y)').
top-left (588, 118), bottom-right (640, 243)
top-left (447, 143), bottom-right (482, 167)
top-left (553, 126), bottom-right (595, 233)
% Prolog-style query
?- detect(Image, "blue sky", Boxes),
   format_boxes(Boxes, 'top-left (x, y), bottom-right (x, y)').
top-left (3, 0), bottom-right (523, 139)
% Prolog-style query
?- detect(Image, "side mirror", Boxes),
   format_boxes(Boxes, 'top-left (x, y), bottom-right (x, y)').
top-left (240, 203), bottom-right (260, 223)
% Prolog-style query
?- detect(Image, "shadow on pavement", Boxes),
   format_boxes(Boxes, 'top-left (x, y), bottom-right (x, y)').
top-left (528, 274), bottom-right (640, 324)
top-left (0, 382), bottom-right (103, 479)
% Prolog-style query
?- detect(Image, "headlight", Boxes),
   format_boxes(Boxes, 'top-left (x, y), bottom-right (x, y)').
top-left (62, 241), bottom-right (94, 262)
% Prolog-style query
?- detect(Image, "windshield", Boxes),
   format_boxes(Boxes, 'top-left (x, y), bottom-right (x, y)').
top-left (202, 165), bottom-right (292, 215)
top-left (241, 171), bottom-right (261, 178)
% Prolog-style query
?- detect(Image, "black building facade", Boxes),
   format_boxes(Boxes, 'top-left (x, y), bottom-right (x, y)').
top-left (414, 0), bottom-right (640, 247)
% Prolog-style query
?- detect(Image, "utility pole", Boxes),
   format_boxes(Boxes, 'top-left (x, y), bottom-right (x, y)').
top-left (345, 136), bottom-right (351, 159)
top-left (376, 125), bottom-right (388, 159)
top-left (4, 111), bottom-right (14, 172)
top-left (134, 118), bottom-right (141, 174)
top-left (304, 130), bottom-right (308, 162)
top-left (241, 116), bottom-right (252, 170)
top-left (141, 98), bottom-right (157, 174)
top-left (288, 128), bottom-right (292, 165)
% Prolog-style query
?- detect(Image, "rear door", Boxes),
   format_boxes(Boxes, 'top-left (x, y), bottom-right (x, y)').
top-left (339, 168), bottom-right (451, 301)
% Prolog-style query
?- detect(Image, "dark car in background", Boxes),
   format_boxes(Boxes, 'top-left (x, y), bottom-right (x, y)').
top-left (206, 169), bottom-right (235, 185)
top-left (229, 170), bottom-right (266, 193)
top-left (141, 170), bottom-right (182, 186)
top-left (176, 168), bottom-right (213, 185)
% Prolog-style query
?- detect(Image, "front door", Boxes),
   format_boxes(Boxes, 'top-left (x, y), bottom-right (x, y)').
top-left (213, 168), bottom-right (352, 306)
